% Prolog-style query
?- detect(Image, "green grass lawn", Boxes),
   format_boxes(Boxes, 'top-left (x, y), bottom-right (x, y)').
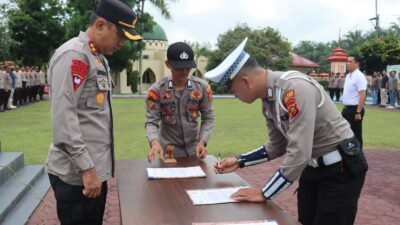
top-left (0, 98), bottom-right (399, 165)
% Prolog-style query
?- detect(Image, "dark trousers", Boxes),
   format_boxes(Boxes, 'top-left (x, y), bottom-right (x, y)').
top-left (334, 88), bottom-right (341, 101)
top-left (377, 89), bottom-right (381, 104)
top-left (49, 174), bottom-right (108, 225)
top-left (39, 85), bottom-right (44, 100)
top-left (0, 89), bottom-right (6, 110)
top-left (342, 106), bottom-right (364, 150)
top-left (298, 162), bottom-right (365, 225)
top-left (13, 88), bottom-right (22, 106)
top-left (4, 90), bottom-right (10, 109)
top-left (329, 88), bottom-right (335, 100)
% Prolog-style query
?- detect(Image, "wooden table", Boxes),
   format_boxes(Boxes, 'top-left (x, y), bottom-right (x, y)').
top-left (117, 156), bottom-right (300, 225)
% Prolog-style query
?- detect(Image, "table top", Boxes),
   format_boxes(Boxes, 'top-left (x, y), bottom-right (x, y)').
top-left (116, 156), bottom-right (300, 225)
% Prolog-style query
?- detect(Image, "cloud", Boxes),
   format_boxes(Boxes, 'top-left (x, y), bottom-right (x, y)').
top-left (145, 0), bottom-right (400, 47)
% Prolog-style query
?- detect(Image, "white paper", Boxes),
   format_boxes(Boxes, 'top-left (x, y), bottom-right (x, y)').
top-left (186, 187), bottom-right (249, 205)
top-left (193, 221), bottom-right (278, 225)
top-left (147, 166), bottom-right (206, 179)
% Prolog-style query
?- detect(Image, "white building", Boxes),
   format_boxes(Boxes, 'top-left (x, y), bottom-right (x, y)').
top-left (114, 23), bottom-right (208, 94)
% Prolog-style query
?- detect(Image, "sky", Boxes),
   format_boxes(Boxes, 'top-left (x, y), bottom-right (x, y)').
top-left (145, 0), bottom-right (400, 48)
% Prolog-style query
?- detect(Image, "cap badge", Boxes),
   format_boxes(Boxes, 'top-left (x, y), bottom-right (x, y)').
top-left (180, 51), bottom-right (189, 60)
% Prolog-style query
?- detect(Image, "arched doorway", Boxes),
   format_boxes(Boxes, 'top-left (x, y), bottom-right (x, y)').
top-left (141, 68), bottom-right (156, 92)
top-left (192, 69), bottom-right (203, 78)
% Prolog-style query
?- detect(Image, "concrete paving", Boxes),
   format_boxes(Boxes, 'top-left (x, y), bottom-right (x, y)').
top-left (27, 150), bottom-right (400, 225)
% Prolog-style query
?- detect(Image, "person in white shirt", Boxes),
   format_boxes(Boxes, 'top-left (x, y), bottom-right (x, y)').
top-left (342, 56), bottom-right (367, 150)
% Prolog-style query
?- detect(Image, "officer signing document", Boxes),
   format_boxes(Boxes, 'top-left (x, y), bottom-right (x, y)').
top-left (209, 38), bottom-right (367, 225)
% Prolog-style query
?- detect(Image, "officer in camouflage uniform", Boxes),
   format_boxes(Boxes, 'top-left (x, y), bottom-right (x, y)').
top-left (45, 0), bottom-right (141, 224)
top-left (208, 38), bottom-right (367, 225)
top-left (145, 42), bottom-right (214, 162)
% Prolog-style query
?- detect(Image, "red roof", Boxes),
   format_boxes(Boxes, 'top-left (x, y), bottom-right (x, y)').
top-left (327, 47), bottom-right (349, 62)
top-left (290, 52), bottom-right (319, 68)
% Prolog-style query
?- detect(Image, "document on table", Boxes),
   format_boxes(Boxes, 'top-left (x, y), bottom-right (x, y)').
top-left (186, 186), bottom-right (249, 205)
top-left (192, 220), bottom-right (278, 225)
top-left (147, 166), bottom-right (206, 179)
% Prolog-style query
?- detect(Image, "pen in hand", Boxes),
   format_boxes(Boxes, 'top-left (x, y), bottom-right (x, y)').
top-left (217, 153), bottom-right (221, 174)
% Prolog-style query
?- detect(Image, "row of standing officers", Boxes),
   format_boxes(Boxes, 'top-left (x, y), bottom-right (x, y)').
top-left (0, 65), bottom-right (46, 112)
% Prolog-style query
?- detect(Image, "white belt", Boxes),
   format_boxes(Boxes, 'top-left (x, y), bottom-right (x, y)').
top-left (309, 150), bottom-right (342, 168)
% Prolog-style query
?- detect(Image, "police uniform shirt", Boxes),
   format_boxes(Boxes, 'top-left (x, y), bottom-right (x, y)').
top-left (26, 71), bottom-right (32, 87)
top-left (342, 69), bottom-right (367, 105)
top-left (145, 75), bottom-right (214, 157)
top-left (261, 70), bottom-right (354, 182)
top-left (0, 70), bottom-right (5, 90)
top-left (46, 31), bottom-right (114, 185)
top-left (15, 70), bottom-right (23, 88)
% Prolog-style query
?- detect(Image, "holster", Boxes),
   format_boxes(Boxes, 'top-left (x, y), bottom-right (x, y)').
top-left (337, 137), bottom-right (368, 177)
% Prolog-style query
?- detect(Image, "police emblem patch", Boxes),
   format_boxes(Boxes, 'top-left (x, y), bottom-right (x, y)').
top-left (95, 92), bottom-right (105, 104)
top-left (147, 89), bottom-right (159, 101)
top-left (191, 90), bottom-right (202, 100)
top-left (146, 99), bottom-right (156, 110)
top-left (162, 91), bottom-right (172, 101)
top-left (205, 85), bottom-right (213, 102)
top-left (284, 90), bottom-right (300, 118)
top-left (71, 59), bottom-right (88, 92)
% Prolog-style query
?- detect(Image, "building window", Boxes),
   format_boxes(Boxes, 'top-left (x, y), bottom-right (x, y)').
top-left (142, 68), bottom-right (156, 84)
top-left (143, 55), bottom-right (149, 59)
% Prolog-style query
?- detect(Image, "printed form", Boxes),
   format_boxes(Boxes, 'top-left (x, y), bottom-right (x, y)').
top-left (147, 166), bottom-right (206, 179)
top-left (186, 187), bottom-right (249, 205)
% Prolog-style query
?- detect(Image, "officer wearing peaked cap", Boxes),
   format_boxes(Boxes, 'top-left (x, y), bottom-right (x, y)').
top-left (209, 38), bottom-right (367, 225)
top-left (145, 42), bottom-right (214, 163)
top-left (46, 0), bottom-right (141, 224)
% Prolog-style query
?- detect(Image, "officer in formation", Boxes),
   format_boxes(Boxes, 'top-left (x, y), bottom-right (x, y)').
top-left (0, 64), bottom-right (7, 112)
top-left (38, 66), bottom-right (46, 100)
top-left (209, 38), bottom-right (367, 225)
top-left (0, 66), bottom-right (12, 111)
top-left (45, 0), bottom-right (141, 224)
top-left (145, 42), bottom-right (214, 162)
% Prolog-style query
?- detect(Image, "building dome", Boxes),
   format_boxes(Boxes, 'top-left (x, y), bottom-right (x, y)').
top-left (143, 23), bottom-right (168, 41)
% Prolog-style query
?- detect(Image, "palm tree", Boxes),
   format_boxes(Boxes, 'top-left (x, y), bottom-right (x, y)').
top-left (389, 17), bottom-right (400, 37)
top-left (139, 0), bottom-right (177, 19)
top-left (137, 0), bottom-right (177, 93)
top-left (342, 30), bottom-right (364, 56)
top-left (188, 41), bottom-right (211, 77)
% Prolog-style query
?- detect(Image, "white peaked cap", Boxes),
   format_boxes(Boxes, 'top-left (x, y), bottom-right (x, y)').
top-left (205, 37), bottom-right (250, 85)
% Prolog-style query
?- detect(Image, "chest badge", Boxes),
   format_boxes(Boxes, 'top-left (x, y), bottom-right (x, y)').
top-left (96, 92), bottom-right (105, 104)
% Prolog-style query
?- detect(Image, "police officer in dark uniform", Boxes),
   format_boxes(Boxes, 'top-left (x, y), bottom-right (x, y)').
top-left (46, 0), bottom-right (141, 224)
top-left (145, 42), bottom-right (214, 162)
top-left (209, 38), bottom-right (367, 225)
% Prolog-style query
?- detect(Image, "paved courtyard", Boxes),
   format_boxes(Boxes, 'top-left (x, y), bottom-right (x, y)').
top-left (27, 150), bottom-right (400, 225)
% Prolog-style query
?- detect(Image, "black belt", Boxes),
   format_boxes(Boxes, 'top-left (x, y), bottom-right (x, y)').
top-left (344, 105), bottom-right (358, 109)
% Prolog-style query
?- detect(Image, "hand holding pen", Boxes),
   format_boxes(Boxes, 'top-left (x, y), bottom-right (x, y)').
top-left (213, 154), bottom-right (240, 174)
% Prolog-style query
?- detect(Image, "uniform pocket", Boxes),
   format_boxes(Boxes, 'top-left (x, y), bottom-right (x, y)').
top-left (47, 146), bottom-right (72, 177)
top-left (87, 91), bottom-right (106, 109)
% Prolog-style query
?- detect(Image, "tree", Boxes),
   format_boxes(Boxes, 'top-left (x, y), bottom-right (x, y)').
top-left (64, 0), bottom-right (154, 74)
top-left (0, 4), bottom-right (12, 61)
top-left (138, 0), bottom-right (178, 20)
top-left (389, 17), bottom-right (400, 37)
top-left (292, 40), bottom-right (332, 72)
top-left (359, 36), bottom-right (400, 74)
top-left (187, 41), bottom-right (211, 77)
top-left (207, 24), bottom-right (291, 72)
top-left (341, 30), bottom-right (364, 56)
top-left (6, 0), bottom-right (66, 65)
